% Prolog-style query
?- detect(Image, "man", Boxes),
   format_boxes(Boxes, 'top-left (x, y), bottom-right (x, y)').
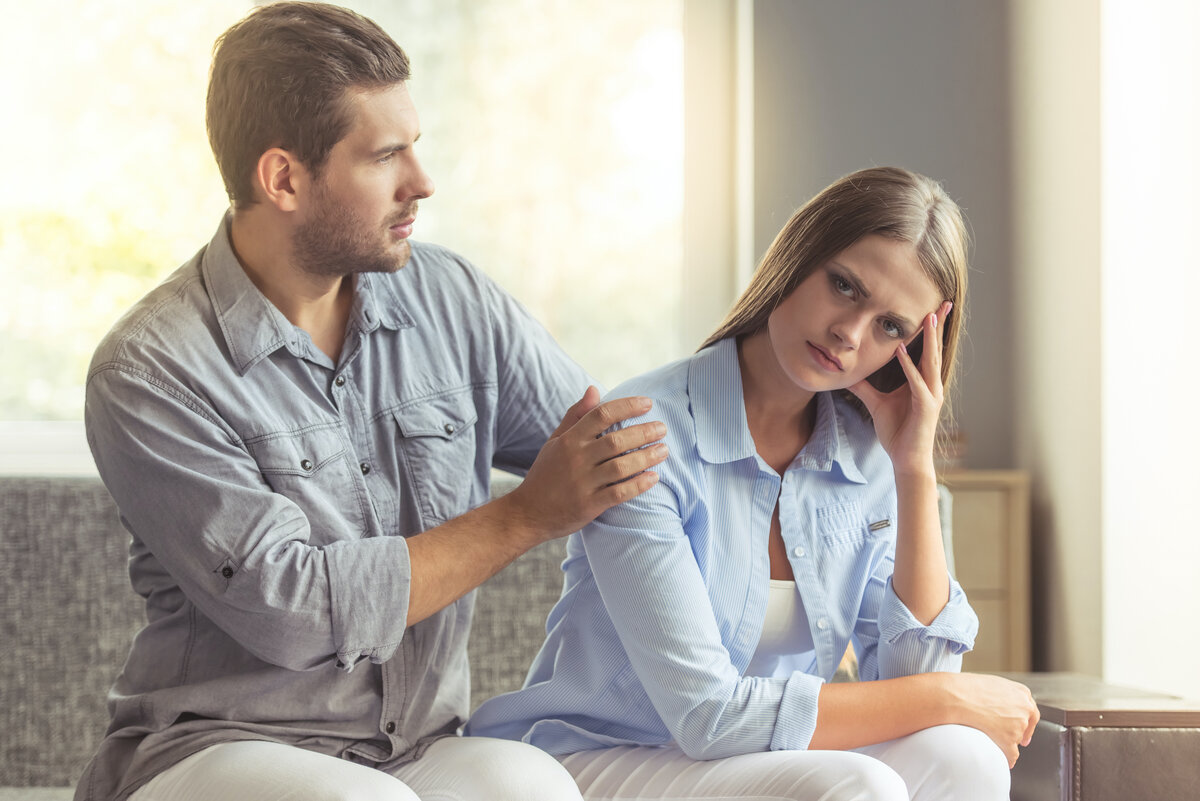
top-left (75, 4), bottom-right (667, 800)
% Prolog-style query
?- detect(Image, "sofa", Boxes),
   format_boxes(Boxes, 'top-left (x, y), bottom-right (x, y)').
top-left (26, 471), bottom-right (1169, 801)
top-left (1, 472), bottom-right (569, 800)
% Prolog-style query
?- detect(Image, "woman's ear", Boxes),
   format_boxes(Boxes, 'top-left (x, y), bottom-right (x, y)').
top-left (254, 148), bottom-right (304, 212)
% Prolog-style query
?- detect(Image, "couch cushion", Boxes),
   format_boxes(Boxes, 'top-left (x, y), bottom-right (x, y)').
top-left (0, 476), bottom-right (143, 788)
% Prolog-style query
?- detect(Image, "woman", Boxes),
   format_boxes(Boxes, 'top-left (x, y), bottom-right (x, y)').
top-left (468, 167), bottom-right (1039, 800)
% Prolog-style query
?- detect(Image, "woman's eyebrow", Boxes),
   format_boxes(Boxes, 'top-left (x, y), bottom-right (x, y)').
top-left (830, 260), bottom-right (921, 332)
top-left (829, 261), bottom-right (871, 298)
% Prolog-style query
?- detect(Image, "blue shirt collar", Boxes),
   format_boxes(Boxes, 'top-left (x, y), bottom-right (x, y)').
top-left (688, 337), bottom-right (867, 484)
top-left (202, 214), bottom-right (413, 374)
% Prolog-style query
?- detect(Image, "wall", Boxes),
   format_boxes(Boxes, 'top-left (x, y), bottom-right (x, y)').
top-left (1100, 0), bottom-right (1200, 698)
top-left (752, 0), bottom-right (1200, 695)
top-left (752, 0), bottom-right (1015, 470)
top-left (1010, 0), bottom-right (1104, 678)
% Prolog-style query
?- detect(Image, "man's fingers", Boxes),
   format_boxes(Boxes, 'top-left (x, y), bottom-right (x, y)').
top-left (595, 420), bottom-right (667, 460)
top-left (597, 443), bottom-right (669, 487)
top-left (594, 469), bottom-right (660, 509)
top-left (550, 386), bottom-right (602, 439)
top-left (570, 395), bottom-right (654, 439)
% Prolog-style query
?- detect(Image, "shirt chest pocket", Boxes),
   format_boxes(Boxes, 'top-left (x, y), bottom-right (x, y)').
top-left (817, 501), bottom-right (871, 550)
top-left (392, 390), bottom-right (480, 525)
top-left (245, 425), bottom-right (370, 541)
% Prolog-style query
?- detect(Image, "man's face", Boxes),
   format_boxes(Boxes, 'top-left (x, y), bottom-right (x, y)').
top-left (292, 83), bottom-right (435, 277)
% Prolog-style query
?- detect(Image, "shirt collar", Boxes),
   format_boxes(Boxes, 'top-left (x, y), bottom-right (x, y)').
top-left (202, 213), bottom-right (413, 375)
top-left (688, 337), bottom-right (867, 484)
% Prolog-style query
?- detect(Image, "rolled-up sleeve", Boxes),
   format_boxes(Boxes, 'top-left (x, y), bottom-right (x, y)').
top-left (863, 563), bottom-right (977, 679)
top-left (86, 364), bottom-right (412, 672)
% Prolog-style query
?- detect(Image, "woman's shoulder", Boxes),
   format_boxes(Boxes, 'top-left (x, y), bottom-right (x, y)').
top-left (604, 353), bottom-right (696, 425)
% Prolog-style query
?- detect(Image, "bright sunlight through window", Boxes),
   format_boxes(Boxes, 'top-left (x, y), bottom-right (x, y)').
top-left (0, 1), bottom-right (683, 422)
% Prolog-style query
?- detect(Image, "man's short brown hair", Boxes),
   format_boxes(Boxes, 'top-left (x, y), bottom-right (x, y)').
top-left (206, 2), bottom-right (411, 208)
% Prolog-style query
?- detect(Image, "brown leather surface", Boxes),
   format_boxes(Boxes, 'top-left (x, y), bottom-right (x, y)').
top-left (1004, 671), bottom-right (1200, 727)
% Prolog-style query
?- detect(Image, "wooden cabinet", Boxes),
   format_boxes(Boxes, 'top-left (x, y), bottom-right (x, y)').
top-left (939, 470), bottom-right (1031, 672)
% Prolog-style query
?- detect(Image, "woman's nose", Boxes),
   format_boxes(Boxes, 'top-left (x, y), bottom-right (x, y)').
top-left (830, 315), bottom-right (867, 349)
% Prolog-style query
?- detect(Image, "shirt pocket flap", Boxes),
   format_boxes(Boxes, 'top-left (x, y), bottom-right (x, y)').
top-left (391, 391), bottom-right (479, 440)
top-left (817, 501), bottom-right (868, 548)
top-left (246, 426), bottom-right (349, 476)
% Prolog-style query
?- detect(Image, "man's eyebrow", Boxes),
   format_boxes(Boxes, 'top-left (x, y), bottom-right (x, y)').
top-left (369, 133), bottom-right (421, 158)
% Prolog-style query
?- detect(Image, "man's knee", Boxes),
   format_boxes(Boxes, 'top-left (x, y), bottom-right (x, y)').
top-left (461, 740), bottom-right (580, 801)
top-left (405, 737), bottom-right (581, 801)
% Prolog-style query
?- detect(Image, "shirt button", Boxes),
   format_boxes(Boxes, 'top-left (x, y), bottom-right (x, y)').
top-left (221, 566), bottom-right (234, 579)
top-left (443, 423), bottom-right (456, 435)
top-left (793, 546), bottom-right (806, 558)
top-left (360, 462), bottom-right (371, 475)
top-left (385, 722), bottom-right (396, 734)
top-left (300, 459), bottom-right (313, 471)
top-left (334, 375), bottom-right (346, 387)
top-left (817, 618), bottom-right (829, 631)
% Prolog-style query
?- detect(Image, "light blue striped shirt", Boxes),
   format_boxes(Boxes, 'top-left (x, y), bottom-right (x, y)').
top-left (467, 337), bottom-right (977, 759)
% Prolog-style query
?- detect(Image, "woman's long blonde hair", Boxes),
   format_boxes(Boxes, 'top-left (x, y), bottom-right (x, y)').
top-left (702, 166), bottom-right (969, 406)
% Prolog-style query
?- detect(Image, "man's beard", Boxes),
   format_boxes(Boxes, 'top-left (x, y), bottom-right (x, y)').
top-left (292, 194), bottom-right (416, 278)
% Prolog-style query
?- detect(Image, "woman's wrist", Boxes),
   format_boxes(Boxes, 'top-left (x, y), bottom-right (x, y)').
top-left (892, 460), bottom-right (939, 488)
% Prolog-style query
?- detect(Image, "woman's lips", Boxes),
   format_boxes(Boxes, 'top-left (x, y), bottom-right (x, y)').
top-left (807, 341), bottom-right (844, 371)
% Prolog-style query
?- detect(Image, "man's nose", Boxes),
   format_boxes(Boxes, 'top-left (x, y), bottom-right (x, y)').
top-left (400, 159), bottom-right (435, 201)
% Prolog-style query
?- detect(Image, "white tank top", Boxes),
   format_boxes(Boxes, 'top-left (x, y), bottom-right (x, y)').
top-left (744, 579), bottom-right (816, 677)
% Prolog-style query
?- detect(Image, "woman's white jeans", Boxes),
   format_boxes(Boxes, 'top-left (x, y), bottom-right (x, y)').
top-left (560, 725), bottom-right (1010, 801)
top-left (129, 725), bottom-right (1008, 801)
top-left (128, 736), bottom-right (583, 801)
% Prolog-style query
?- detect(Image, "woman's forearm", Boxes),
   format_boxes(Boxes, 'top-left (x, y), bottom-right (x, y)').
top-left (808, 672), bottom-right (951, 750)
top-left (890, 469), bottom-right (950, 624)
top-left (808, 672), bottom-right (1041, 768)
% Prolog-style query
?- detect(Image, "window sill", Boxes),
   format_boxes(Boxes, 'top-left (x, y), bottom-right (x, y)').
top-left (0, 421), bottom-right (97, 476)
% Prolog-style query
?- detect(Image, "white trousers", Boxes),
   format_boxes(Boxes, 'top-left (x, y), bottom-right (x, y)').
top-left (129, 736), bottom-right (583, 801)
top-left (560, 725), bottom-right (1010, 801)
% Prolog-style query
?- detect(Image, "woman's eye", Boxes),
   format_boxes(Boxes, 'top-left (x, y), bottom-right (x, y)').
top-left (880, 319), bottom-right (903, 339)
top-left (832, 275), bottom-right (854, 297)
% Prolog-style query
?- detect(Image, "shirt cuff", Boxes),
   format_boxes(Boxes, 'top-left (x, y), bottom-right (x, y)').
top-left (878, 575), bottom-right (978, 653)
top-left (324, 535), bottom-right (413, 670)
top-left (769, 671), bottom-right (825, 751)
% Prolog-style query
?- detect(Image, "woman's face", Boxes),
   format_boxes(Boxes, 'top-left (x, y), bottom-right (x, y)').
top-left (766, 234), bottom-right (944, 393)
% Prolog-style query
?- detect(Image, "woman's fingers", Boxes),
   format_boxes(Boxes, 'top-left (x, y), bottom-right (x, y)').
top-left (894, 339), bottom-right (925, 396)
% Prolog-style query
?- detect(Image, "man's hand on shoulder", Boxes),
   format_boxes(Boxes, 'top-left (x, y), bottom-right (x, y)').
top-left (501, 386), bottom-right (668, 547)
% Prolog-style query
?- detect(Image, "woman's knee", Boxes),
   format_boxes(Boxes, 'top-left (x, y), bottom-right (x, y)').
top-left (894, 724), bottom-right (1010, 801)
top-left (748, 751), bottom-right (909, 801)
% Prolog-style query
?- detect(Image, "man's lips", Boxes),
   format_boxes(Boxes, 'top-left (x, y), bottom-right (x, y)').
top-left (389, 217), bottom-right (415, 238)
top-left (807, 341), bottom-right (844, 371)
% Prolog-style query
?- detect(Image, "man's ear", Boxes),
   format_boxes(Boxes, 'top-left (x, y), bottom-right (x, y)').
top-left (254, 148), bottom-right (308, 212)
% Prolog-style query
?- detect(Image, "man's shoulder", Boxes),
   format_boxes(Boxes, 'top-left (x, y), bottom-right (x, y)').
top-left (90, 248), bottom-right (214, 369)
top-left (398, 241), bottom-right (488, 290)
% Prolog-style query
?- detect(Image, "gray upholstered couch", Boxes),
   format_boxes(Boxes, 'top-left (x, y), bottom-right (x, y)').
top-left (2, 472), bottom-right (960, 799)
top-left (0, 472), bottom-right (558, 800)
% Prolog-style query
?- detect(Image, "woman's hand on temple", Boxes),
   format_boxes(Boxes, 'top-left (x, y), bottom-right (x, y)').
top-left (848, 301), bottom-right (953, 476)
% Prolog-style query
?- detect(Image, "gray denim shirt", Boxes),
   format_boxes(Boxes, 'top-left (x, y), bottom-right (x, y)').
top-left (75, 215), bottom-right (590, 801)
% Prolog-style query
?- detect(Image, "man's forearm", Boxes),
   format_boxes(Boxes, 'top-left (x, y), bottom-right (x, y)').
top-left (403, 492), bottom-right (542, 627)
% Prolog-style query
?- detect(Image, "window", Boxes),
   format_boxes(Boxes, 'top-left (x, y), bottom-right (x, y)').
top-left (1, 1), bottom-right (684, 436)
